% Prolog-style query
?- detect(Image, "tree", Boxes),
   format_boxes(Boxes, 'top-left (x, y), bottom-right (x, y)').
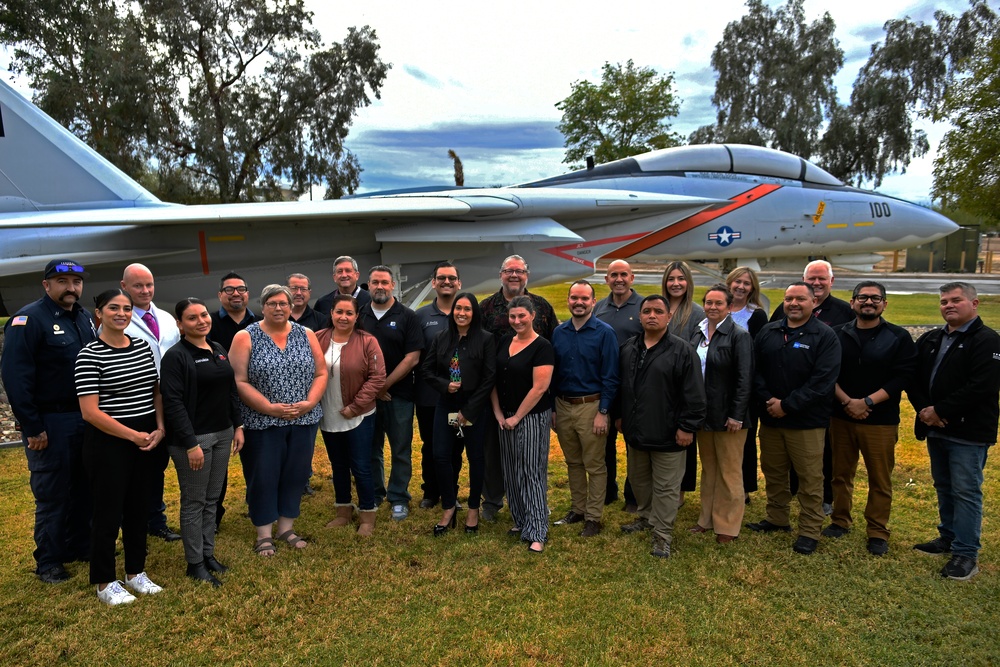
top-left (556, 60), bottom-right (682, 168)
top-left (690, 0), bottom-right (843, 160)
top-left (1, 0), bottom-right (389, 202)
top-left (0, 0), bottom-right (170, 179)
top-left (932, 30), bottom-right (1000, 224)
top-left (447, 150), bottom-right (464, 187)
top-left (818, 0), bottom-right (996, 187)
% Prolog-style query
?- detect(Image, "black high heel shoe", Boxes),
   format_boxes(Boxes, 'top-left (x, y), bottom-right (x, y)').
top-left (433, 509), bottom-right (457, 537)
top-left (465, 508), bottom-right (480, 534)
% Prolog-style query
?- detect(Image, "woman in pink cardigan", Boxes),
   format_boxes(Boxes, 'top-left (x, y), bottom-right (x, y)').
top-left (316, 293), bottom-right (386, 535)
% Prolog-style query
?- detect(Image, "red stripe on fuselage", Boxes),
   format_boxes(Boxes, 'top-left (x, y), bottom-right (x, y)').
top-left (198, 230), bottom-right (210, 275)
top-left (603, 183), bottom-right (782, 259)
top-left (540, 232), bottom-right (649, 269)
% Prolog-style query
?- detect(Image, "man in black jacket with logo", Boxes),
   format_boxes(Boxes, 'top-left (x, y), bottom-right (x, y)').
top-left (618, 295), bottom-right (706, 559)
top-left (749, 282), bottom-right (841, 555)
top-left (824, 281), bottom-right (916, 556)
top-left (909, 281), bottom-right (1000, 581)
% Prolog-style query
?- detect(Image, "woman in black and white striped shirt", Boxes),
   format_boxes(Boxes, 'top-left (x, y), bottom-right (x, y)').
top-left (76, 288), bottom-right (165, 606)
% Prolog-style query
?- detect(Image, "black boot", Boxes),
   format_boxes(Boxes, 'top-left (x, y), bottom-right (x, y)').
top-left (186, 562), bottom-right (222, 588)
top-left (203, 556), bottom-right (229, 574)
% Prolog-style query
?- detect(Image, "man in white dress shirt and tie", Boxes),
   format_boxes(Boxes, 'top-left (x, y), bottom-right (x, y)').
top-left (121, 263), bottom-right (182, 541)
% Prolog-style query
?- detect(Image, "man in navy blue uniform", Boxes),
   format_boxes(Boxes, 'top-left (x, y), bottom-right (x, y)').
top-left (1, 259), bottom-right (97, 583)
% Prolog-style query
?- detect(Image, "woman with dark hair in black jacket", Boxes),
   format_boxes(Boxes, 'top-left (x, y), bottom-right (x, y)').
top-left (421, 292), bottom-right (496, 535)
top-left (160, 298), bottom-right (243, 587)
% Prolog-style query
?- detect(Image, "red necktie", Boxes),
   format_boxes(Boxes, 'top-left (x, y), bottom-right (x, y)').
top-left (142, 311), bottom-right (160, 341)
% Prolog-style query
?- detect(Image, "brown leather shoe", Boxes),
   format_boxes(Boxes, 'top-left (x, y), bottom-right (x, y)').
top-left (716, 534), bottom-right (738, 544)
top-left (689, 525), bottom-right (709, 534)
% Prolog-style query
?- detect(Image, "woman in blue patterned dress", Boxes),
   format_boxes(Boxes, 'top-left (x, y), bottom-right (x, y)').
top-left (229, 285), bottom-right (328, 556)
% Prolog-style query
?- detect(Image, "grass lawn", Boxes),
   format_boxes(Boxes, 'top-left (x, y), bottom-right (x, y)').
top-left (1, 285), bottom-right (998, 665)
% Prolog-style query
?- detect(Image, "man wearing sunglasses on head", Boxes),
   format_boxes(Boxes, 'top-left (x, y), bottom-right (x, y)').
top-left (2, 259), bottom-right (97, 584)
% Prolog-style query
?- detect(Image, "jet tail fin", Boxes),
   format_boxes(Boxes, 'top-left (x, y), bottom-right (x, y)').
top-left (0, 78), bottom-right (159, 213)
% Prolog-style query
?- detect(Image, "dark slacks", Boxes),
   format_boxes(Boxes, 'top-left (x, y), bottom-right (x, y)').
top-left (25, 411), bottom-right (91, 572)
top-left (417, 404), bottom-right (464, 503)
top-left (433, 406), bottom-right (483, 510)
top-left (241, 424), bottom-right (314, 526)
top-left (170, 428), bottom-right (233, 565)
top-left (83, 415), bottom-right (156, 584)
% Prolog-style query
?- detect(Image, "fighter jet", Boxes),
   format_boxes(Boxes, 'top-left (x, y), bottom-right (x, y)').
top-left (0, 78), bottom-right (957, 315)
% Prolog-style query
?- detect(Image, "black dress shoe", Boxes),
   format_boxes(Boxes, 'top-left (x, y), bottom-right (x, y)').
top-left (150, 526), bottom-right (182, 542)
top-left (793, 536), bottom-right (819, 555)
top-left (746, 519), bottom-right (791, 533)
top-left (554, 511), bottom-right (585, 526)
top-left (37, 565), bottom-right (70, 584)
top-left (204, 556), bottom-right (229, 573)
top-left (186, 562), bottom-right (222, 588)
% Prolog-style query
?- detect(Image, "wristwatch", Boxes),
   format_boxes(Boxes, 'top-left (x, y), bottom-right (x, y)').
top-left (599, 407), bottom-right (609, 415)
top-left (863, 396), bottom-right (874, 408)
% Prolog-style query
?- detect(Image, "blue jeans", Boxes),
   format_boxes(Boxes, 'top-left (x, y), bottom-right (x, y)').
top-left (371, 398), bottom-right (414, 505)
top-left (25, 412), bottom-right (91, 572)
top-left (927, 436), bottom-right (989, 558)
top-left (322, 415), bottom-right (377, 511)
top-left (240, 424), bottom-right (314, 526)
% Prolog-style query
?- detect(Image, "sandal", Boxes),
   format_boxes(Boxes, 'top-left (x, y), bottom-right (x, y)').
top-left (276, 530), bottom-right (307, 549)
top-left (254, 537), bottom-right (276, 557)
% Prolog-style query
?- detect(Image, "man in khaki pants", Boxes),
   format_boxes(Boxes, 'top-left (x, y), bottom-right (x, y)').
top-left (551, 280), bottom-right (620, 537)
top-left (748, 283), bottom-right (841, 555)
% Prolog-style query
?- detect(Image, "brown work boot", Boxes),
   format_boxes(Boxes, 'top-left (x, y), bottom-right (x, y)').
top-left (326, 504), bottom-right (354, 528)
top-left (357, 510), bottom-right (376, 536)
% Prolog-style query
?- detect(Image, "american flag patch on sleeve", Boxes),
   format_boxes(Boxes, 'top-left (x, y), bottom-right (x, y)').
top-left (11, 316), bottom-right (28, 326)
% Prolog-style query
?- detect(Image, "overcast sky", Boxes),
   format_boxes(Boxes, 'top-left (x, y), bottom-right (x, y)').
top-left (2, 0), bottom-right (972, 202)
top-left (308, 0), bottom-right (970, 201)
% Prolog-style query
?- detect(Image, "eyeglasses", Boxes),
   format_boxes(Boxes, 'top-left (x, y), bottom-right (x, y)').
top-left (221, 286), bottom-right (248, 295)
top-left (435, 275), bottom-right (459, 282)
top-left (289, 286), bottom-right (310, 293)
top-left (264, 301), bottom-right (290, 309)
top-left (501, 268), bottom-right (527, 276)
top-left (854, 294), bottom-right (885, 304)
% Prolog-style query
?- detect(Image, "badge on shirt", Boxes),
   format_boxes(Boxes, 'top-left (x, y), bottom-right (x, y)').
top-left (52, 324), bottom-right (64, 335)
top-left (389, 321), bottom-right (397, 329)
top-left (792, 342), bottom-right (810, 349)
top-left (11, 315), bottom-right (27, 326)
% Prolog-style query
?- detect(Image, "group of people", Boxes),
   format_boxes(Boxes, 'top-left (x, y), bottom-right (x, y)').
top-left (2, 253), bottom-right (997, 608)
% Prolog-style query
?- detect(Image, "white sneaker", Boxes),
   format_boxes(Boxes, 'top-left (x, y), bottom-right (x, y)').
top-left (124, 572), bottom-right (163, 595)
top-left (97, 581), bottom-right (137, 606)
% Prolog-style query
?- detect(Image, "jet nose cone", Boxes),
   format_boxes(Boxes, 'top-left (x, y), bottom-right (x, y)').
top-left (910, 204), bottom-right (959, 243)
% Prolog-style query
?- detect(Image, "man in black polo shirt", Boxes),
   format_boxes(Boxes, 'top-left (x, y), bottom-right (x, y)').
top-left (358, 265), bottom-right (423, 521)
top-left (287, 272), bottom-right (331, 332)
top-left (210, 272), bottom-right (257, 352)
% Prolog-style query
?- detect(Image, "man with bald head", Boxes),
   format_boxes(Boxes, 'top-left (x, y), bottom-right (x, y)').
top-left (120, 263), bottom-right (182, 541)
top-left (769, 260), bottom-right (852, 327)
top-left (594, 260), bottom-right (643, 510)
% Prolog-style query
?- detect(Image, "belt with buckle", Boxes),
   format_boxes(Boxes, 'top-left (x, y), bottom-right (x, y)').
top-left (559, 393), bottom-right (600, 405)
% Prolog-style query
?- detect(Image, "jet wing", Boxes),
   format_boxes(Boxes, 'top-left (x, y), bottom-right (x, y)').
top-left (0, 189), bottom-right (726, 228)
top-left (0, 248), bottom-right (197, 279)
